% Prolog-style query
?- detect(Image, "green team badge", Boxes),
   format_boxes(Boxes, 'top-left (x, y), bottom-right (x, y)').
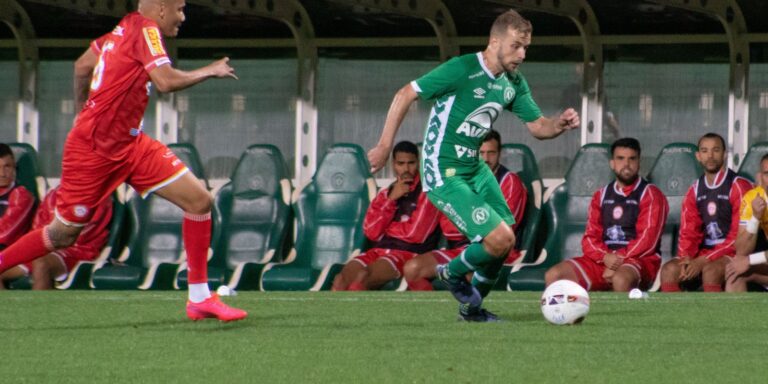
top-left (472, 207), bottom-right (490, 225)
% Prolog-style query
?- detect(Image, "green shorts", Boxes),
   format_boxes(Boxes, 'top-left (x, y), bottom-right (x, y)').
top-left (426, 163), bottom-right (515, 242)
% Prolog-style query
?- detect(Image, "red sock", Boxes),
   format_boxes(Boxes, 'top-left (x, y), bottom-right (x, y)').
top-left (661, 282), bottom-right (681, 292)
top-left (183, 212), bottom-right (211, 284)
top-left (703, 283), bottom-right (722, 292)
top-left (0, 228), bottom-right (54, 274)
top-left (347, 282), bottom-right (366, 291)
top-left (407, 278), bottom-right (433, 291)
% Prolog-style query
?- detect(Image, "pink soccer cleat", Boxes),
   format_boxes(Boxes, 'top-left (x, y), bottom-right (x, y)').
top-left (186, 294), bottom-right (248, 322)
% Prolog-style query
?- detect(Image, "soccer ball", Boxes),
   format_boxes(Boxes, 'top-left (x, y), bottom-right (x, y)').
top-left (540, 279), bottom-right (590, 325)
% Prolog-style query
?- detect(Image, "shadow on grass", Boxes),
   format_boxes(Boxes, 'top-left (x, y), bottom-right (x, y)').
top-left (0, 316), bottom-right (267, 332)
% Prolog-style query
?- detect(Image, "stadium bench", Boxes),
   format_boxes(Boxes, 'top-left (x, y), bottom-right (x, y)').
top-left (260, 143), bottom-right (375, 291)
top-left (737, 141), bottom-right (768, 183)
top-left (508, 143), bottom-right (613, 291)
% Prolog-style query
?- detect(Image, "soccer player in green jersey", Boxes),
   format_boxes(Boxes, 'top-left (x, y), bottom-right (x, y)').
top-left (368, 10), bottom-right (580, 322)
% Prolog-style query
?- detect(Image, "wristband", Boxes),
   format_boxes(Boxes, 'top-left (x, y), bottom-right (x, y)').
top-left (748, 252), bottom-right (767, 266)
top-left (746, 217), bottom-right (760, 234)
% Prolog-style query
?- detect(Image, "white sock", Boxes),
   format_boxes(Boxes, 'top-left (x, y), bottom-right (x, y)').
top-left (188, 283), bottom-right (212, 303)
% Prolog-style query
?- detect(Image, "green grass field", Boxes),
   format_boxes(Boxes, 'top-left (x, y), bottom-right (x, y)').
top-left (3, 291), bottom-right (767, 383)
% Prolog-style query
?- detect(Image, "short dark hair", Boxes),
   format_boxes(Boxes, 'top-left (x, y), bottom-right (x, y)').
top-left (392, 141), bottom-right (418, 158)
top-left (761, 153), bottom-right (768, 164)
top-left (698, 133), bottom-right (726, 150)
top-left (0, 143), bottom-right (13, 160)
top-left (611, 137), bottom-right (641, 157)
top-left (482, 130), bottom-right (502, 151)
top-left (491, 10), bottom-right (532, 37)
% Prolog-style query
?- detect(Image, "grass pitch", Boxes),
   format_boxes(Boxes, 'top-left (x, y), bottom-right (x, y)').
top-left (2, 291), bottom-right (767, 384)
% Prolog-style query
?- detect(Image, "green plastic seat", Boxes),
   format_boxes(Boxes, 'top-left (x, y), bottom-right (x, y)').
top-left (508, 143), bottom-right (614, 291)
top-left (8, 142), bottom-right (46, 200)
top-left (91, 143), bottom-right (210, 290)
top-left (646, 142), bottom-right (702, 290)
top-left (260, 143), bottom-right (375, 291)
top-left (178, 144), bottom-right (292, 290)
top-left (737, 142), bottom-right (768, 183)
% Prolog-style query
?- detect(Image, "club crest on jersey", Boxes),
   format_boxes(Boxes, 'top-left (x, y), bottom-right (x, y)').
top-left (707, 201), bottom-right (717, 216)
top-left (73, 205), bottom-right (89, 218)
top-left (143, 27), bottom-right (166, 56)
top-left (112, 26), bottom-right (124, 36)
top-left (472, 207), bottom-right (489, 225)
top-left (612, 206), bottom-right (623, 219)
top-left (504, 87), bottom-right (515, 103)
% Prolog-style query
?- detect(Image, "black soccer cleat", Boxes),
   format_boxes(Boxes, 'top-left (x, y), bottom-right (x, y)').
top-left (458, 306), bottom-right (501, 323)
top-left (436, 264), bottom-right (483, 309)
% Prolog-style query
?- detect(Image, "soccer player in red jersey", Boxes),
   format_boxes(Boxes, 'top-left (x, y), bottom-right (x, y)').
top-left (0, 144), bottom-right (36, 252)
top-left (0, 187), bottom-right (111, 290)
top-left (660, 133), bottom-right (752, 292)
top-left (0, 0), bottom-right (246, 321)
top-left (332, 141), bottom-right (441, 291)
top-left (545, 138), bottom-right (669, 292)
top-left (404, 130), bottom-right (527, 295)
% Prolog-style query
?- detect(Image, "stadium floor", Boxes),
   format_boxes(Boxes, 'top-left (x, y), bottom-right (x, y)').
top-left (3, 291), bottom-right (766, 383)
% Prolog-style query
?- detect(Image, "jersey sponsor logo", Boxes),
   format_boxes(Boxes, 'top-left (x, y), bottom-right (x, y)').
top-left (473, 88), bottom-right (486, 99)
top-left (705, 222), bottom-right (724, 242)
top-left (707, 201), bottom-right (717, 216)
top-left (612, 206), bottom-right (623, 219)
top-left (468, 70), bottom-right (485, 79)
top-left (605, 225), bottom-right (626, 243)
top-left (454, 145), bottom-right (477, 159)
top-left (143, 27), bottom-right (166, 56)
top-left (472, 207), bottom-right (489, 225)
top-left (455, 102), bottom-right (502, 138)
top-left (504, 87), bottom-right (515, 103)
top-left (487, 82), bottom-right (503, 91)
top-left (112, 26), bottom-right (124, 36)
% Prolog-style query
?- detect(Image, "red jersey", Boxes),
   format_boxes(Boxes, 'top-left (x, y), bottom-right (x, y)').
top-left (677, 168), bottom-right (752, 261)
top-left (439, 164), bottom-right (527, 262)
top-left (0, 183), bottom-right (35, 247)
top-left (33, 187), bottom-right (112, 261)
top-left (364, 175), bottom-right (441, 253)
top-left (582, 177), bottom-right (669, 263)
top-left (73, 12), bottom-right (171, 161)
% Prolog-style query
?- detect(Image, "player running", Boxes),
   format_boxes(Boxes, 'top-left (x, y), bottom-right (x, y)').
top-left (0, 0), bottom-right (246, 321)
top-left (368, 10), bottom-right (579, 321)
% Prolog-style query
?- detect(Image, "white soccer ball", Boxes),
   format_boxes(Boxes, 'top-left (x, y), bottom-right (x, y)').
top-left (541, 279), bottom-right (590, 325)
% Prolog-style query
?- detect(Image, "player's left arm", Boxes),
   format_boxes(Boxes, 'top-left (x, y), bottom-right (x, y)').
top-left (383, 192), bottom-right (440, 244)
top-left (73, 48), bottom-right (98, 112)
top-left (525, 109), bottom-right (580, 139)
top-left (620, 186), bottom-right (669, 260)
top-left (149, 57), bottom-right (237, 94)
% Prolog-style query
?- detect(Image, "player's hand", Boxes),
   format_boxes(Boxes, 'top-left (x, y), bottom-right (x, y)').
top-left (602, 252), bottom-right (623, 270)
top-left (388, 175), bottom-right (412, 201)
top-left (210, 57), bottom-right (238, 80)
top-left (752, 195), bottom-right (766, 219)
top-left (725, 256), bottom-right (750, 280)
top-left (367, 144), bottom-right (391, 174)
top-left (557, 108), bottom-right (580, 131)
top-left (680, 256), bottom-right (706, 281)
top-left (677, 257), bottom-right (690, 280)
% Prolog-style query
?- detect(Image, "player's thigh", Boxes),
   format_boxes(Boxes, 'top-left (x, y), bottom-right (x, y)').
top-left (660, 258), bottom-right (682, 281)
top-left (126, 136), bottom-right (195, 201)
top-left (427, 178), bottom-right (503, 242)
top-left (471, 165), bottom-right (515, 226)
top-left (58, 140), bottom-right (127, 225)
top-left (566, 257), bottom-right (610, 291)
top-left (404, 252), bottom-right (440, 280)
top-left (701, 257), bottom-right (729, 282)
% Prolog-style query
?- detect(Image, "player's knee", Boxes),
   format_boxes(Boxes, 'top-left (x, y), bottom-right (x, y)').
top-left (403, 260), bottom-right (420, 282)
top-left (485, 226), bottom-right (515, 257)
top-left (185, 193), bottom-right (213, 215)
top-left (611, 274), bottom-right (634, 292)
top-left (660, 261), bottom-right (679, 283)
top-left (701, 262), bottom-right (724, 283)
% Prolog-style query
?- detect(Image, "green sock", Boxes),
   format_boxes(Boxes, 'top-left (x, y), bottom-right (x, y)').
top-left (472, 256), bottom-right (505, 298)
top-left (447, 242), bottom-right (495, 278)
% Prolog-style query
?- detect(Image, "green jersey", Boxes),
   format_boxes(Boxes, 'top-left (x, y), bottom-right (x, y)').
top-left (414, 52), bottom-right (542, 191)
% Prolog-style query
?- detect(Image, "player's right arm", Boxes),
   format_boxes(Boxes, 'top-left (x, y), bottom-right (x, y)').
top-left (676, 186), bottom-right (703, 260)
top-left (73, 47), bottom-right (99, 113)
top-left (148, 57), bottom-right (236, 94)
top-left (368, 85), bottom-right (419, 173)
top-left (0, 188), bottom-right (36, 247)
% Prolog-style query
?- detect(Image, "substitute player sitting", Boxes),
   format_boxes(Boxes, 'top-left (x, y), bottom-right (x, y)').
top-left (545, 138), bottom-right (669, 292)
top-left (0, 0), bottom-right (246, 321)
top-left (404, 130), bottom-right (527, 295)
top-left (725, 153), bottom-right (768, 291)
top-left (660, 133), bottom-right (752, 292)
top-left (0, 144), bottom-right (36, 252)
top-left (0, 187), bottom-right (112, 290)
top-left (332, 141), bottom-right (440, 291)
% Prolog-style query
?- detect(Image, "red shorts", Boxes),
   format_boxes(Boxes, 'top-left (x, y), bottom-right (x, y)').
top-left (22, 246), bottom-right (100, 282)
top-left (567, 255), bottom-right (661, 291)
top-left (352, 248), bottom-right (418, 277)
top-left (56, 133), bottom-right (188, 225)
top-left (431, 246), bottom-right (522, 265)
